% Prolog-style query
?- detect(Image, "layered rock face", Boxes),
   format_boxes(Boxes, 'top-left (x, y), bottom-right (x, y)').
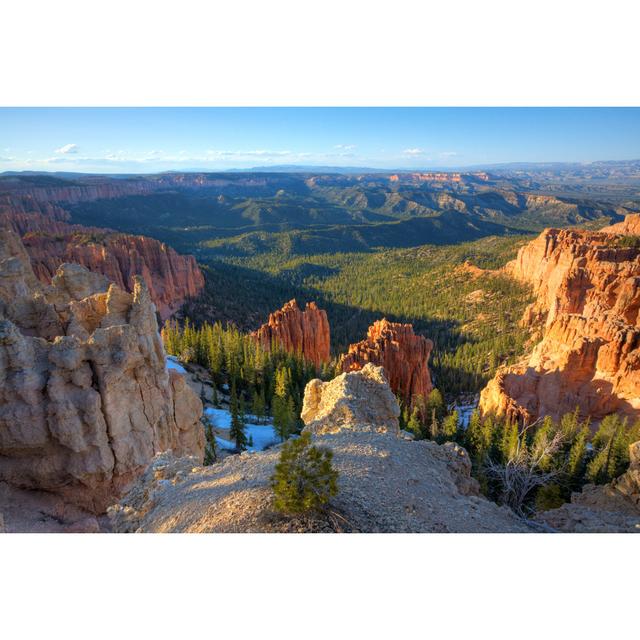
top-left (340, 319), bottom-right (433, 407)
top-left (109, 365), bottom-right (529, 533)
top-left (479, 218), bottom-right (640, 423)
top-left (251, 299), bottom-right (330, 367)
top-left (1, 210), bottom-right (204, 320)
top-left (0, 230), bottom-right (204, 516)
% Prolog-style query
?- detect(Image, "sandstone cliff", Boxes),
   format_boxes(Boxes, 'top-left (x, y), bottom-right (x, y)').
top-left (340, 319), bottom-right (433, 407)
top-left (1, 209), bottom-right (204, 320)
top-left (251, 299), bottom-right (330, 367)
top-left (109, 364), bottom-right (529, 533)
top-left (479, 217), bottom-right (640, 423)
top-left (0, 230), bottom-right (204, 521)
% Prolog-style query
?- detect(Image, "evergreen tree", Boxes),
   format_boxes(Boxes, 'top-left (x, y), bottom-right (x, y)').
top-left (440, 410), bottom-right (459, 442)
top-left (229, 382), bottom-right (247, 451)
top-left (202, 412), bottom-right (218, 465)
top-left (270, 432), bottom-right (338, 514)
top-left (567, 425), bottom-right (589, 486)
top-left (407, 406), bottom-right (422, 439)
top-left (425, 388), bottom-right (446, 422)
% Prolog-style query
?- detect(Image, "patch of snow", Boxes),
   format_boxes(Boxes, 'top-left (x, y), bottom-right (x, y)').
top-left (205, 407), bottom-right (278, 452)
top-left (166, 356), bottom-right (187, 375)
top-left (452, 394), bottom-right (479, 429)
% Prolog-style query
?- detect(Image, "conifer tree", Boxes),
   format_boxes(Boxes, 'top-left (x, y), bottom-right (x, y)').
top-left (407, 406), bottom-right (422, 438)
top-left (202, 412), bottom-right (218, 465)
top-left (441, 410), bottom-right (459, 442)
top-left (229, 382), bottom-right (247, 451)
top-left (270, 432), bottom-right (338, 514)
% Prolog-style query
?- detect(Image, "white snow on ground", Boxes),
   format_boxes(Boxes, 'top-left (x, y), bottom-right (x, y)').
top-left (166, 356), bottom-right (187, 374)
top-left (452, 394), bottom-right (479, 429)
top-left (205, 407), bottom-right (279, 452)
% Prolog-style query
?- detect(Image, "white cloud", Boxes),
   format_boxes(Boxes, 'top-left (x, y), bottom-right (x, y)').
top-left (54, 143), bottom-right (78, 154)
top-left (403, 148), bottom-right (425, 156)
top-left (439, 151), bottom-right (458, 157)
top-left (334, 144), bottom-right (356, 151)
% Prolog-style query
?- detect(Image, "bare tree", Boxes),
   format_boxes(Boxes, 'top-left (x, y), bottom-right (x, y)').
top-left (484, 421), bottom-right (565, 516)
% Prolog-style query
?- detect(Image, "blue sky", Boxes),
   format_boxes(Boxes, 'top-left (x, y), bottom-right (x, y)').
top-left (1, 107), bottom-right (638, 173)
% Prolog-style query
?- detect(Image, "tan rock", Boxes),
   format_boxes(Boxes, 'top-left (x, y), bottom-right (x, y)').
top-left (0, 229), bottom-right (204, 514)
top-left (301, 363), bottom-right (400, 434)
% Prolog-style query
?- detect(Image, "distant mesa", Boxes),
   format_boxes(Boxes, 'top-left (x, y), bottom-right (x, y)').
top-left (340, 319), bottom-right (433, 408)
top-left (251, 299), bottom-right (331, 367)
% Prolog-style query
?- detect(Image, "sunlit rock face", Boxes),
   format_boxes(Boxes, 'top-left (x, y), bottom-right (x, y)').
top-left (252, 299), bottom-right (331, 368)
top-left (0, 229), bottom-right (203, 513)
top-left (340, 319), bottom-right (433, 408)
top-left (480, 218), bottom-right (640, 423)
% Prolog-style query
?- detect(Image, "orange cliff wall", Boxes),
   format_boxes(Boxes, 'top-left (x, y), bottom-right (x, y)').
top-left (340, 319), bottom-right (433, 407)
top-left (251, 299), bottom-right (331, 368)
top-left (0, 209), bottom-right (204, 321)
top-left (479, 215), bottom-right (640, 424)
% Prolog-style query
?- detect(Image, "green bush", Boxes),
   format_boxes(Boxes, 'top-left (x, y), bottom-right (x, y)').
top-left (270, 432), bottom-right (338, 514)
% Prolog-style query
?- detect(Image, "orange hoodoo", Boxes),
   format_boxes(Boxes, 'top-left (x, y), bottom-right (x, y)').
top-left (251, 299), bottom-right (331, 368)
top-left (340, 319), bottom-right (434, 407)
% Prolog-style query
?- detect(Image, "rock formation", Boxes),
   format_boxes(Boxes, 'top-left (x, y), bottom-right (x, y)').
top-left (302, 363), bottom-right (400, 434)
top-left (340, 319), bottom-right (433, 407)
top-left (536, 440), bottom-right (640, 532)
top-left (109, 365), bottom-right (530, 533)
top-left (1, 209), bottom-right (204, 320)
top-left (251, 299), bottom-right (330, 367)
top-left (0, 229), bottom-right (204, 519)
top-left (479, 219), bottom-right (640, 423)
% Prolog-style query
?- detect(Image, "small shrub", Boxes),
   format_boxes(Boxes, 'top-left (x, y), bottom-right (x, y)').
top-left (270, 432), bottom-right (338, 514)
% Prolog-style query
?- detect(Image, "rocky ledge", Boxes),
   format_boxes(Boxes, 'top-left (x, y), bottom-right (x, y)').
top-left (109, 364), bottom-right (530, 533)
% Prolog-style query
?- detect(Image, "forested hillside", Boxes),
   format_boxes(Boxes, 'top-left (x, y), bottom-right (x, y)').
top-left (183, 235), bottom-right (535, 396)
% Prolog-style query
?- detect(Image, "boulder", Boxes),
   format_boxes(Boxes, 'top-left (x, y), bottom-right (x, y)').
top-left (301, 363), bottom-right (400, 434)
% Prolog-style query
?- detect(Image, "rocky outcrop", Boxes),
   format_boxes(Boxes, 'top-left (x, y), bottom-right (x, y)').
top-left (252, 299), bottom-right (330, 367)
top-left (601, 213), bottom-right (640, 236)
top-left (536, 441), bottom-right (640, 532)
top-left (0, 230), bottom-right (204, 517)
top-left (340, 319), bottom-right (433, 407)
top-left (479, 222), bottom-right (640, 423)
top-left (302, 363), bottom-right (400, 434)
top-left (1, 210), bottom-right (204, 320)
top-left (109, 365), bottom-right (530, 533)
